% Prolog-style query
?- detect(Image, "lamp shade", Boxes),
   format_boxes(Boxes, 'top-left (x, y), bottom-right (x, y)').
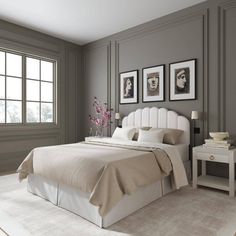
top-left (191, 111), bottom-right (199, 120)
top-left (115, 113), bottom-right (120, 120)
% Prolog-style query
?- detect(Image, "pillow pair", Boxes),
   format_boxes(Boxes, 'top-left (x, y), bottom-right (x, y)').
top-left (112, 127), bottom-right (164, 143)
top-left (112, 127), bottom-right (158, 141)
top-left (112, 126), bottom-right (155, 141)
top-left (112, 126), bottom-right (183, 144)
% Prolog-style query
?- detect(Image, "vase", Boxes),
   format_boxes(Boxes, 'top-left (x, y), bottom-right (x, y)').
top-left (95, 126), bottom-right (103, 137)
top-left (88, 127), bottom-right (93, 136)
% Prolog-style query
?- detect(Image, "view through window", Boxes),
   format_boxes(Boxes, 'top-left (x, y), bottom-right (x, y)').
top-left (0, 48), bottom-right (56, 124)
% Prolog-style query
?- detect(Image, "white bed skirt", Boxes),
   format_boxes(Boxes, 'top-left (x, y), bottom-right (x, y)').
top-left (27, 160), bottom-right (190, 228)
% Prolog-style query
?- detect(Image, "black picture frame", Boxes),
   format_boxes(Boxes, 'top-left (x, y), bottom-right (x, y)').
top-left (169, 59), bottom-right (196, 101)
top-left (142, 64), bottom-right (165, 103)
top-left (119, 70), bottom-right (139, 104)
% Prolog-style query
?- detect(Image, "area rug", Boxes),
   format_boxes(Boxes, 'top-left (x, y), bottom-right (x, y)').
top-left (1, 174), bottom-right (236, 236)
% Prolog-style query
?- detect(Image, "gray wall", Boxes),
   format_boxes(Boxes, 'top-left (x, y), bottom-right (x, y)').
top-left (0, 20), bottom-right (82, 173)
top-left (82, 0), bottom-right (236, 176)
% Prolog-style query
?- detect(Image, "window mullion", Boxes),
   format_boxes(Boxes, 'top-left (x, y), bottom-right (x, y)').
top-left (53, 62), bottom-right (56, 123)
top-left (39, 60), bottom-right (41, 123)
top-left (4, 52), bottom-right (6, 123)
top-left (22, 55), bottom-right (26, 124)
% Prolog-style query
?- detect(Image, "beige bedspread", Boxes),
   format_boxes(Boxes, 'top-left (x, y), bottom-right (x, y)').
top-left (17, 140), bottom-right (186, 216)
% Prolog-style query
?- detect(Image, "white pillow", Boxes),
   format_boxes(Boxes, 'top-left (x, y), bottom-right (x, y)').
top-left (138, 129), bottom-right (164, 143)
top-left (112, 127), bottom-right (136, 140)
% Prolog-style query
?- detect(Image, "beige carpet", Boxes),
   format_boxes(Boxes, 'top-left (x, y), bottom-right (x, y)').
top-left (0, 174), bottom-right (236, 236)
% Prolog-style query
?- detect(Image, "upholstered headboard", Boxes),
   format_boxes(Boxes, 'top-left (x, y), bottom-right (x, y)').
top-left (122, 107), bottom-right (190, 145)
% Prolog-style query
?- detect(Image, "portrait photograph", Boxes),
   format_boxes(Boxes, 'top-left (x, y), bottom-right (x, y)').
top-left (119, 70), bottom-right (138, 104)
top-left (169, 59), bottom-right (196, 101)
top-left (142, 65), bottom-right (165, 102)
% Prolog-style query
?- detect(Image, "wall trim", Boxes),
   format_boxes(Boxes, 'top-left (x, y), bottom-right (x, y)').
top-left (203, 9), bottom-right (210, 139)
top-left (82, 1), bottom-right (208, 49)
top-left (219, 6), bottom-right (226, 131)
top-left (0, 132), bottom-right (61, 142)
top-left (0, 19), bottom-right (61, 53)
top-left (218, 0), bottom-right (236, 131)
top-left (115, 41), bottom-right (119, 113)
top-left (115, 11), bottom-right (209, 133)
top-left (83, 40), bottom-right (112, 52)
top-left (107, 42), bottom-right (112, 136)
top-left (64, 47), bottom-right (79, 142)
top-left (0, 31), bottom-right (60, 55)
top-left (82, 42), bottom-right (111, 137)
top-left (116, 10), bottom-right (207, 45)
top-left (0, 150), bottom-right (31, 172)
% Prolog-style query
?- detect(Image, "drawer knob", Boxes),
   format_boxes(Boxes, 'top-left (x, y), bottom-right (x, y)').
top-left (209, 155), bottom-right (215, 160)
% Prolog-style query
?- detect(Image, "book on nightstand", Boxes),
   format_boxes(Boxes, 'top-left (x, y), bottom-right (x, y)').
top-left (203, 144), bottom-right (234, 150)
top-left (204, 139), bottom-right (234, 150)
top-left (204, 139), bottom-right (233, 145)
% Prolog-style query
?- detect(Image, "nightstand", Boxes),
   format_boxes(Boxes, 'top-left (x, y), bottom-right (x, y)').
top-left (192, 145), bottom-right (236, 197)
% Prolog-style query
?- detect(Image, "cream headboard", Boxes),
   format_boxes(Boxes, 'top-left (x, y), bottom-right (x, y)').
top-left (122, 107), bottom-right (190, 145)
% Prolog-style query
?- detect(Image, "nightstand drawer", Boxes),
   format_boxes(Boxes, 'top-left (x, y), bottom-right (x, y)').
top-left (196, 152), bottom-right (229, 163)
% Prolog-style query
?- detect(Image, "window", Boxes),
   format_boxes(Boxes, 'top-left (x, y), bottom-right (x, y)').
top-left (0, 48), bottom-right (56, 125)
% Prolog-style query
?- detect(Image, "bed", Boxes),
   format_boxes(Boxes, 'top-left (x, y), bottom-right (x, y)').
top-left (17, 107), bottom-right (190, 228)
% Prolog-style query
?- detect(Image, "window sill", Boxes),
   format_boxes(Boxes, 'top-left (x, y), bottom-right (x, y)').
top-left (0, 123), bottom-right (60, 133)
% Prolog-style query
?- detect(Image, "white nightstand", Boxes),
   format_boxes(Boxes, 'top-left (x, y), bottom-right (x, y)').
top-left (192, 145), bottom-right (236, 197)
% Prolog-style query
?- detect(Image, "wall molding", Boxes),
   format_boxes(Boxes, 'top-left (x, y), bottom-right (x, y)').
top-left (115, 10), bottom-right (207, 45)
top-left (107, 42), bottom-right (112, 136)
top-left (82, 4), bottom-right (210, 145)
top-left (0, 126), bottom-right (61, 136)
top-left (82, 42), bottom-right (111, 137)
top-left (218, 0), bottom-right (236, 9)
top-left (0, 19), bottom-right (82, 173)
top-left (65, 47), bottom-right (77, 142)
top-left (0, 20), bottom-right (61, 53)
top-left (0, 132), bottom-right (61, 142)
top-left (0, 31), bottom-right (60, 55)
top-left (218, 1), bottom-right (236, 131)
top-left (83, 40), bottom-right (112, 52)
top-left (219, 6), bottom-right (226, 131)
top-left (115, 10), bottom-right (210, 139)
top-left (0, 150), bottom-right (30, 172)
top-left (202, 9), bottom-right (210, 139)
top-left (115, 41), bottom-right (119, 113)
top-left (82, 0), bottom-right (236, 147)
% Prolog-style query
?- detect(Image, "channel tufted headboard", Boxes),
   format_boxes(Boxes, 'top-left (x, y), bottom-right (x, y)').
top-left (122, 107), bottom-right (190, 145)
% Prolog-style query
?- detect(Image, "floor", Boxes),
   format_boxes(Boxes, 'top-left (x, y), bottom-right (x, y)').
top-left (0, 174), bottom-right (236, 236)
top-left (0, 228), bottom-right (8, 236)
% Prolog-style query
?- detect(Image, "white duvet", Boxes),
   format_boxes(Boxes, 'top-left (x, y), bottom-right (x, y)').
top-left (85, 137), bottom-right (189, 189)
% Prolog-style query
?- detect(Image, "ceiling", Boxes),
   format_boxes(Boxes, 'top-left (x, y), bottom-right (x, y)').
top-left (0, 0), bottom-right (206, 45)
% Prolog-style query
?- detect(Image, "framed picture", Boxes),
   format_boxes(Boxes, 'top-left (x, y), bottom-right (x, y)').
top-left (169, 59), bottom-right (196, 101)
top-left (142, 64), bottom-right (165, 102)
top-left (119, 70), bottom-right (138, 104)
